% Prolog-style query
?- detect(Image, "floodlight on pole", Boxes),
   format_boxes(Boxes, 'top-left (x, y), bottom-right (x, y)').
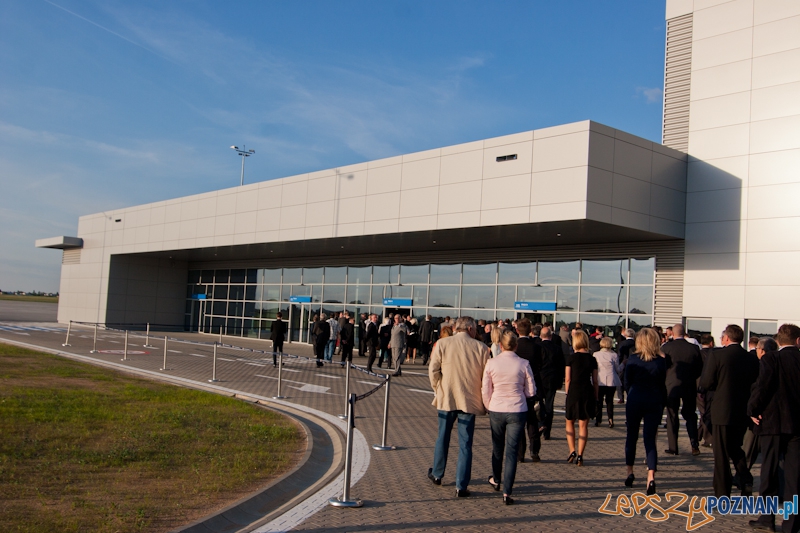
top-left (230, 145), bottom-right (255, 186)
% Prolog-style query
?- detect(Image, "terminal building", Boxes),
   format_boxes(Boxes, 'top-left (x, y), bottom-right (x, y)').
top-left (38, 0), bottom-right (800, 343)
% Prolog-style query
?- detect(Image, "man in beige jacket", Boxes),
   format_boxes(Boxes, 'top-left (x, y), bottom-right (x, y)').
top-left (427, 316), bottom-right (490, 497)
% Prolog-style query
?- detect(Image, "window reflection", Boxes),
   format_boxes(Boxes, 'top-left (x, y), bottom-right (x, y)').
top-left (581, 260), bottom-right (627, 285)
top-left (498, 262), bottom-right (536, 285)
top-left (517, 286), bottom-right (556, 302)
top-left (556, 286), bottom-right (578, 311)
top-left (580, 286), bottom-right (626, 314)
top-left (430, 264), bottom-right (461, 284)
top-left (303, 267), bottom-right (323, 284)
top-left (347, 266), bottom-right (371, 285)
top-left (461, 286), bottom-right (495, 309)
top-left (462, 263), bottom-right (496, 284)
top-left (429, 286), bottom-right (460, 309)
top-left (496, 286), bottom-right (516, 309)
top-left (628, 286), bottom-right (653, 315)
top-left (630, 257), bottom-right (655, 285)
top-left (400, 265), bottom-right (429, 284)
top-left (538, 261), bottom-right (579, 284)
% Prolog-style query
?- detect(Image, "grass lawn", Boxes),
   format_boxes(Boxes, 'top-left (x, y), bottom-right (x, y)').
top-left (0, 295), bottom-right (58, 303)
top-left (0, 343), bottom-right (304, 533)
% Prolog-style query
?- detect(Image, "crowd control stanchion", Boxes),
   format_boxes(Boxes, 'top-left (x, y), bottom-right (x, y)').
top-left (121, 330), bottom-right (129, 361)
top-left (329, 393), bottom-right (363, 508)
top-left (338, 362), bottom-right (351, 420)
top-left (62, 320), bottom-right (72, 347)
top-left (160, 336), bottom-right (171, 371)
top-left (90, 323), bottom-right (98, 353)
top-left (144, 323), bottom-right (154, 348)
top-left (372, 375), bottom-right (396, 451)
top-left (209, 342), bottom-right (219, 383)
top-left (273, 351), bottom-right (286, 399)
top-left (219, 326), bottom-right (223, 344)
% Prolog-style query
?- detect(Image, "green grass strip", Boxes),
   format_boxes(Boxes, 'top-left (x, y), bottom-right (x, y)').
top-left (0, 343), bottom-right (303, 533)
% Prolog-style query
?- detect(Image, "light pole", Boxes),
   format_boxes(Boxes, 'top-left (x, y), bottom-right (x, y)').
top-left (230, 145), bottom-right (255, 186)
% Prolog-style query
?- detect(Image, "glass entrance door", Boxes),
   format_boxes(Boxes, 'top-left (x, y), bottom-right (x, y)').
top-left (516, 312), bottom-right (554, 325)
top-left (384, 307), bottom-right (411, 320)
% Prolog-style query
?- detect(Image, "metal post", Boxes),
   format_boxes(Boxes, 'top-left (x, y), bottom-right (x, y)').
top-left (144, 323), bottom-right (154, 348)
top-left (90, 323), bottom-right (98, 353)
top-left (329, 393), bottom-right (362, 508)
top-left (209, 342), bottom-right (219, 382)
top-left (288, 305), bottom-right (293, 344)
top-left (121, 330), bottom-right (128, 361)
top-left (373, 375), bottom-right (396, 451)
top-left (160, 336), bottom-right (171, 371)
top-left (272, 351), bottom-right (285, 399)
top-left (62, 320), bottom-right (72, 346)
top-left (338, 362), bottom-right (351, 420)
top-left (219, 325), bottom-right (223, 344)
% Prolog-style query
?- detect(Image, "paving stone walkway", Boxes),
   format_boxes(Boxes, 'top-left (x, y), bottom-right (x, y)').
top-left (2, 324), bottom-right (774, 532)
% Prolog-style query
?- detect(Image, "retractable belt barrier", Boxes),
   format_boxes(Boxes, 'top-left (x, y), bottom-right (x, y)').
top-left (64, 321), bottom-right (399, 507)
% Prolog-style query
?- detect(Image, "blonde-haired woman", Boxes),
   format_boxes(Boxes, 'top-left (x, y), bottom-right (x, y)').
top-left (482, 330), bottom-right (535, 505)
top-left (565, 330), bottom-right (599, 466)
top-left (490, 324), bottom-right (503, 357)
top-left (623, 328), bottom-right (667, 495)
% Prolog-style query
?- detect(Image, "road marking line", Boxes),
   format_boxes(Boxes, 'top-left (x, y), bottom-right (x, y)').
top-left (218, 358), bottom-right (235, 361)
top-left (315, 374), bottom-right (341, 379)
top-left (168, 350), bottom-right (182, 353)
top-left (408, 388), bottom-right (435, 395)
top-left (189, 353), bottom-right (206, 358)
top-left (357, 380), bottom-right (379, 385)
top-left (246, 362), bottom-right (266, 366)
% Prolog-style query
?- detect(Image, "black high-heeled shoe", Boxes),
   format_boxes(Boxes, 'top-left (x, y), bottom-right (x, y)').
top-left (503, 495), bottom-right (514, 505)
top-left (625, 474), bottom-right (635, 487)
top-left (576, 455), bottom-right (584, 466)
top-left (646, 480), bottom-right (656, 495)
top-left (609, 419), bottom-right (614, 428)
top-left (488, 476), bottom-right (500, 491)
top-left (567, 451), bottom-right (577, 463)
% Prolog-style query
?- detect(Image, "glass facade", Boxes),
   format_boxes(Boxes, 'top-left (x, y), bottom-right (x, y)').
top-left (185, 258), bottom-right (655, 340)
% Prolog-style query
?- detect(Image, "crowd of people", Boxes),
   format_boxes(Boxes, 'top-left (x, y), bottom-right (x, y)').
top-left (419, 314), bottom-right (800, 531)
top-left (274, 309), bottom-right (800, 526)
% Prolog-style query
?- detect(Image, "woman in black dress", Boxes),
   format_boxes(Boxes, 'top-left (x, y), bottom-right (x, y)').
top-left (623, 327), bottom-right (667, 495)
top-left (565, 330), bottom-right (599, 466)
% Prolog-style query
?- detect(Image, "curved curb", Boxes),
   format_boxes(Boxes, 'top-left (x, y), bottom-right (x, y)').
top-left (0, 337), bottom-right (372, 533)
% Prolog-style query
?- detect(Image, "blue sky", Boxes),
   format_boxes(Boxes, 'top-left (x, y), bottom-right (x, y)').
top-left (0, 0), bottom-right (667, 293)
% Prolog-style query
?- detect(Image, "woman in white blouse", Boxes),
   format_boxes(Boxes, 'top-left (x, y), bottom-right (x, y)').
top-left (593, 337), bottom-right (621, 428)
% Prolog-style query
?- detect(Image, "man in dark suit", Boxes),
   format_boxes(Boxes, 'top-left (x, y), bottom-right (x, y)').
top-left (270, 312), bottom-right (286, 367)
top-left (747, 324), bottom-right (800, 533)
top-left (515, 318), bottom-right (543, 462)
top-left (540, 326), bottom-right (566, 440)
top-left (418, 315), bottom-right (435, 365)
top-left (697, 334), bottom-right (716, 447)
top-left (339, 317), bottom-right (355, 363)
top-left (365, 314), bottom-right (380, 372)
top-left (616, 328), bottom-right (636, 404)
top-left (663, 324), bottom-right (704, 456)
top-left (358, 313), bottom-right (368, 357)
top-left (699, 324), bottom-right (760, 497)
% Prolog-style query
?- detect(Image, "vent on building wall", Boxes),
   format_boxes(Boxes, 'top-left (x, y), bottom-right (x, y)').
top-left (496, 154), bottom-right (517, 162)
top-left (62, 249), bottom-right (81, 265)
top-left (662, 13), bottom-right (693, 153)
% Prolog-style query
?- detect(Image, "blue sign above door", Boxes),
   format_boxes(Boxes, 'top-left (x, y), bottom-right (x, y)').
top-left (289, 295), bottom-right (312, 303)
top-left (514, 301), bottom-right (557, 311)
top-left (383, 298), bottom-right (413, 307)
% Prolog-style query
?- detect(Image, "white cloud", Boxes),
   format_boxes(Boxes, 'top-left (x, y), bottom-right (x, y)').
top-left (636, 86), bottom-right (663, 104)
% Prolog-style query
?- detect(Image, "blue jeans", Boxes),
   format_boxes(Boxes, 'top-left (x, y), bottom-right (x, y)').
top-left (489, 411), bottom-right (526, 495)
top-left (325, 339), bottom-right (336, 361)
top-left (432, 410), bottom-right (476, 491)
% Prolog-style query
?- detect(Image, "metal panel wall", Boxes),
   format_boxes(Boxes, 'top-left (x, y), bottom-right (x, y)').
top-left (662, 13), bottom-right (693, 153)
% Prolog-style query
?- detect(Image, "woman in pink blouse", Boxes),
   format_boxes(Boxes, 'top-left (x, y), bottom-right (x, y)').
top-left (481, 330), bottom-right (536, 504)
